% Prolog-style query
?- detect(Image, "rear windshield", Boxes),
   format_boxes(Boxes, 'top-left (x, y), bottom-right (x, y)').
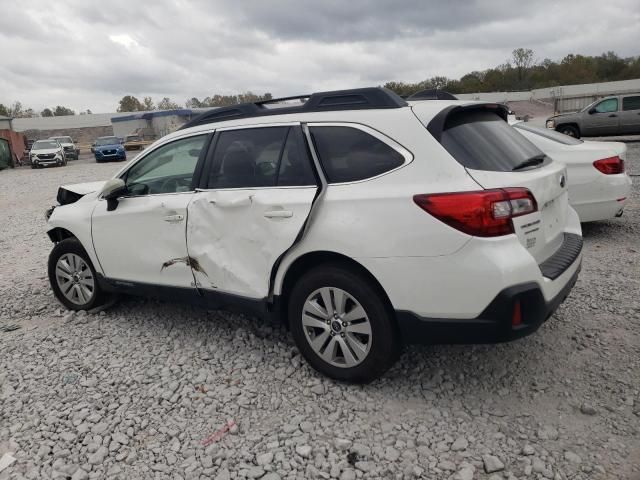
top-left (440, 111), bottom-right (547, 172)
top-left (514, 123), bottom-right (583, 145)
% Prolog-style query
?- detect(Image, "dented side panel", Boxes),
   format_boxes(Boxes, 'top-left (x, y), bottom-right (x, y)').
top-left (91, 193), bottom-right (196, 287)
top-left (187, 187), bottom-right (317, 298)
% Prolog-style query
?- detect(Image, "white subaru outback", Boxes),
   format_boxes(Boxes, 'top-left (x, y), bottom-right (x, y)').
top-left (45, 88), bottom-right (583, 382)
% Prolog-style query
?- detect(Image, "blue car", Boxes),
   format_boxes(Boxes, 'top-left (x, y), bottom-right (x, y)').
top-left (93, 136), bottom-right (126, 163)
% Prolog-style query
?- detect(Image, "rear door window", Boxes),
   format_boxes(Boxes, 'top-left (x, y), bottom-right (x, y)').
top-left (205, 126), bottom-right (316, 189)
top-left (309, 126), bottom-right (405, 183)
top-left (622, 96), bottom-right (640, 111)
top-left (439, 111), bottom-right (547, 172)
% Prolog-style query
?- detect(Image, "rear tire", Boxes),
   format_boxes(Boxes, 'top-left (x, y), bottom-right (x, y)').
top-left (558, 125), bottom-right (579, 138)
top-left (48, 238), bottom-right (106, 311)
top-left (289, 264), bottom-right (400, 383)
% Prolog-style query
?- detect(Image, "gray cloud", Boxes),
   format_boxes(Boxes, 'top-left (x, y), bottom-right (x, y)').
top-left (0, 0), bottom-right (638, 113)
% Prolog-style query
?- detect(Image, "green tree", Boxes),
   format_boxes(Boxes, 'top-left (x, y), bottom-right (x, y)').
top-left (41, 108), bottom-right (54, 117)
top-left (0, 104), bottom-right (9, 116)
top-left (142, 97), bottom-right (155, 110)
top-left (186, 97), bottom-right (204, 108)
top-left (117, 95), bottom-right (144, 112)
top-left (157, 97), bottom-right (180, 110)
top-left (53, 106), bottom-right (75, 116)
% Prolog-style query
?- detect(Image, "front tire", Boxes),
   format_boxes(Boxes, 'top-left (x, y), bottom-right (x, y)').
top-left (558, 125), bottom-right (579, 138)
top-left (289, 265), bottom-right (400, 383)
top-left (48, 238), bottom-right (106, 311)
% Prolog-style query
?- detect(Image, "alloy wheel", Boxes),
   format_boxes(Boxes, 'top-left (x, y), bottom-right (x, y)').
top-left (302, 287), bottom-right (372, 368)
top-left (55, 253), bottom-right (95, 305)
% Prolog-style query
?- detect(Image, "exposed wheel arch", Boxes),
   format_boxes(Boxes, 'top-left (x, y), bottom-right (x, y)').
top-left (47, 227), bottom-right (76, 243)
top-left (555, 123), bottom-right (580, 138)
top-left (276, 251), bottom-right (396, 329)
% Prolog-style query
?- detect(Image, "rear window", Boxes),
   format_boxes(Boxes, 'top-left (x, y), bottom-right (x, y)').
top-left (439, 111), bottom-right (547, 172)
top-left (309, 126), bottom-right (405, 183)
top-left (514, 123), bottom-right (583, 145)
top-left (622, 96), bottom-right (640, 111)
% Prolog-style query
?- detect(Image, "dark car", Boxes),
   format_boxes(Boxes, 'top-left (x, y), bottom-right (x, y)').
top-left (93, 136), bottom-right (126, 163)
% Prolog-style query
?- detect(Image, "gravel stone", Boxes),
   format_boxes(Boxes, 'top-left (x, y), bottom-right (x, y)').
top-left (295, 444), bottom-right (312, 458)
top-left (482, 454), bottom-right (505, 473)
top-left (451, 436), bottom-right (469, 451)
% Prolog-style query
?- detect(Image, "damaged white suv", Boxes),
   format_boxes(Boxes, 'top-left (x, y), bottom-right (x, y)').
top-left (46, 88), bottom-right (583, 382)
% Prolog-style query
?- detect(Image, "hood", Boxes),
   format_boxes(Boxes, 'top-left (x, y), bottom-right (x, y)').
top-left (31, 148), bottom-right (62, 155)
top-left (57, 181), bottom-right (107, 205)
top-left (548, 111), bottom-right (580, 121)
top-left (95, 143), bottom-right (122, 151)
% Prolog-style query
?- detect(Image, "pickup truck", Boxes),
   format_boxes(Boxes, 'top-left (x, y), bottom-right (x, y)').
top-left (546, 93), bottom-right (640, 138)
top-left (123, 134), bottom-right (152, 151)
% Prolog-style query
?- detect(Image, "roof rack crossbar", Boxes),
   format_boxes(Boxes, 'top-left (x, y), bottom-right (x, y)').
top-left (180, 87), bottom-right (407, 130)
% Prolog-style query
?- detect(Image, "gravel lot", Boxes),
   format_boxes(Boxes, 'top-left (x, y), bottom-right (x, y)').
top-left (1, 145), bottom-right (639, 480)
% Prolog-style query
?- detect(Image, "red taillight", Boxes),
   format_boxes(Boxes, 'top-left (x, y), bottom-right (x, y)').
top-left (413, 188), bottom-right (537, 237)
top-left (593, 156), bottom-right (624, 175)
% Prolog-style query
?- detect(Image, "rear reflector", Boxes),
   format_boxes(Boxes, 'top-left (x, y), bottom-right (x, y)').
top-left (413, 188), bottom-right (537, 237)
top-left (512, 300), bottom-right (522, 327)
top-left (593, 156), bottom-right (624, 174)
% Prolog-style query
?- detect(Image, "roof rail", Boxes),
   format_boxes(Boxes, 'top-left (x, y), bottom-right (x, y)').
top-left (180, 87), bottom-right (408, 130)
top-left (407, 89), bottom-right (458, 100)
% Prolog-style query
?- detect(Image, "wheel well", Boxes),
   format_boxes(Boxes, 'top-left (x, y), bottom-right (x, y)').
top-left (47, 227), bottom-right (75, 243)
top-left (277, 251), bottom-right (395, 328)
top-left (556, 123), bottom-right (580, 134)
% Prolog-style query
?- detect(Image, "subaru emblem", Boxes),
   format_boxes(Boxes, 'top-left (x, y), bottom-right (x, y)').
top-left (559, 175), bottom-right (566, 188)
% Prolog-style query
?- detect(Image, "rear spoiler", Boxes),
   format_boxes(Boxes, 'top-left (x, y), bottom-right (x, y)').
top-left (426, 103), bottom-right (509, 142)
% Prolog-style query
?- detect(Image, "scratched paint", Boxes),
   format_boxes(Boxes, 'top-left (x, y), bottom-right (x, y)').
top-left (161, 256), bottom-right (208, 276)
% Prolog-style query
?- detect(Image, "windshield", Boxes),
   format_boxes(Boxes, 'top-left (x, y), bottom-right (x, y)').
top-left (33, 140), bottom-right (59, 150)
top-left (514, 123), bottom-right (583, 145)
top-left (126, 136), bottom-right (140, 141)
top-left (95, 137), bottom-right (120, 146)
top-left (580, 99), bottom-right (599, 112)
top-left (51, 136), bottom-right (72, 143)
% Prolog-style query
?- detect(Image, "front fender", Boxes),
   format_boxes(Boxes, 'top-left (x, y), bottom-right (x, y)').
top-left (46, 199), bottom-right (103, 275)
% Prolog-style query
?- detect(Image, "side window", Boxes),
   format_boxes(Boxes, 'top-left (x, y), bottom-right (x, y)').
top-left (594, 98), bottom-right (618, 113)
top-left (622, 96), bottom-right (640, 111)
top-left (277, 128), bottom-right (317, 186)
top-left (206, 126), bottom-right (316, 188)
top-left (309, 126), bottom-right (405, 183)
top-left (124, 135), bottom-right (206, 195)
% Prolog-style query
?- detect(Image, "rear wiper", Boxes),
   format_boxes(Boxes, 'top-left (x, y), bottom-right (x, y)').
top-left (512, 154), bottom-right (546, 171)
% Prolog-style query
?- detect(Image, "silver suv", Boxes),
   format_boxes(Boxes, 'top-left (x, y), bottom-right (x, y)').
top-left (546, 93), bottom-right (640, 138)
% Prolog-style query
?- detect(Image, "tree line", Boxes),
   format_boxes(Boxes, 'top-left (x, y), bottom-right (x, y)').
top-left (384, 49), bottom-right (640, 97)
top-left (2, 49), bottom-right (639, 118)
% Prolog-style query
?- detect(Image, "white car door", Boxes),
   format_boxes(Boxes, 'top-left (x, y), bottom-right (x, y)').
top-left (92, 134), bottom-right (210, 287)
top-left (187, 125), bottom-right (318, 299)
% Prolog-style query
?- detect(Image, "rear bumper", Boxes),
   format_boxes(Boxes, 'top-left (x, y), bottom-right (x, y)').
top-left (397, 261), bottom-right (581, 344)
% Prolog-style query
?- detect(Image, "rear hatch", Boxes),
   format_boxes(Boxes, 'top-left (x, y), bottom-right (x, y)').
top-left (420, 104), bottom-right (569, 264)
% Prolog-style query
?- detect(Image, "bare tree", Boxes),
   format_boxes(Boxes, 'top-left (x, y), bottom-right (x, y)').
top-left (512, 48), bottom-right (535, 86)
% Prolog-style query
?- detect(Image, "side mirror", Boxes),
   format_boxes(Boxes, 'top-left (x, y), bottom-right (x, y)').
top-left (588, 108), bottom-right (596, 114)
top-left (100, 179), bottom-right (127, 211)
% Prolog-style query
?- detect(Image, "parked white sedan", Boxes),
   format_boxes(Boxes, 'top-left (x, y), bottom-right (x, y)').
top-left (512, 122), bottom-right (632, 222)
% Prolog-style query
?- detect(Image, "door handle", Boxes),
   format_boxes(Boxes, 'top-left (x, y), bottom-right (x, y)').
top-left (209, 195), bottom-right (253, 208)
top-left (163, 214), bottom-right (184, 223)
top-left (264, 210), bottom-right (293, 218)
top-left (608, 114), bottom-right (617, 117)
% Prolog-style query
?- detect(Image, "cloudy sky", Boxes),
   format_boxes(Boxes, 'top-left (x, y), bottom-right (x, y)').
top-left (1, 0), bottom-right (639, 113)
